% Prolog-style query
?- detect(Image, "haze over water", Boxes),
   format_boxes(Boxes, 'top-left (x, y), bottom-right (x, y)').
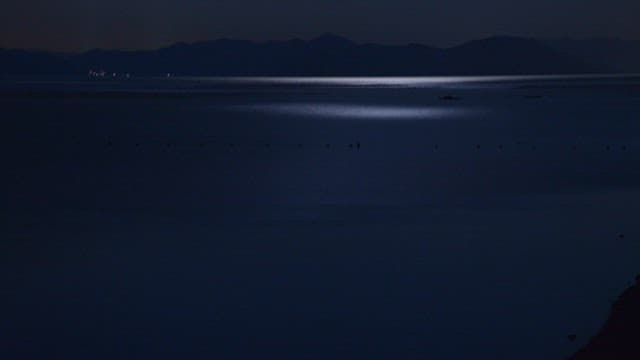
top-left (3, 75), bottom-right (640, 359)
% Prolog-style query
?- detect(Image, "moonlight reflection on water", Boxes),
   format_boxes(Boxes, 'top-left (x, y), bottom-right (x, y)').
top-left (240, 103), bottom-right (472, 119)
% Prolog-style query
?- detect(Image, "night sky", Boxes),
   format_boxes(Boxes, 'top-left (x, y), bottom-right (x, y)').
top-left (1, 0), bottom-right (639, 51)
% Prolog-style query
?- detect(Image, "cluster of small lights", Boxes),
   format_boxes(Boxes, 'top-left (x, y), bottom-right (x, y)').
top-left (88, 70), bottom-right (131, 78)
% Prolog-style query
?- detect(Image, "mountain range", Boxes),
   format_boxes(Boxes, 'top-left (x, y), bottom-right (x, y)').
top-left (1, 34), bottom-right (639, 76)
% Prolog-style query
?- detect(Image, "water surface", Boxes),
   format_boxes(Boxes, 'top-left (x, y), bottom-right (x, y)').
top-left (3, 75), bottom-right (640, 359)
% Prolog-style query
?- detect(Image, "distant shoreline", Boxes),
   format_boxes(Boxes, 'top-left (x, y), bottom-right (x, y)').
top-left (7, 35), bottom-right (640, 75)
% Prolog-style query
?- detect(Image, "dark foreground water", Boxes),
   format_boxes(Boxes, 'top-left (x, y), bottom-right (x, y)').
top-left (2, 75), bottom-right (640, 359)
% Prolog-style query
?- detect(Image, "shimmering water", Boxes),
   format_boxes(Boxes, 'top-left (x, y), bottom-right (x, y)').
top-left (2, 75), bottom-right (640, 359)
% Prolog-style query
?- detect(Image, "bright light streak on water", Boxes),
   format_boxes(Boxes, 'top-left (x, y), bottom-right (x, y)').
top-left (190, 74), bottom-right (635, 88)
top-left (240, 103), bottom-right (472, 119)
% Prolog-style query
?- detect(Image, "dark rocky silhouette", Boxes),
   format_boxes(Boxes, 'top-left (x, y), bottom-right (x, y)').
top-left (570, 276), bottom-right (640, 359)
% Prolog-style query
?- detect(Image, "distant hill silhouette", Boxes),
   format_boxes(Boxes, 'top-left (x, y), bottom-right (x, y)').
top-left (544, 38), bottom-right (640, 73)
top-left (0, 49), bottom-right (74, 74)
top-left (4, 34), bottom-right (638, 76)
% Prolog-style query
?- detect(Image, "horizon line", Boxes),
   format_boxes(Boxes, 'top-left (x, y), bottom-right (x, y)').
top-left (2, 33), bottom-right (640, 54)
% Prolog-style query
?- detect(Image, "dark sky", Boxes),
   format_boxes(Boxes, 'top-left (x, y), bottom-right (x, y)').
top-left (2, 0), bottom-right (639, 51)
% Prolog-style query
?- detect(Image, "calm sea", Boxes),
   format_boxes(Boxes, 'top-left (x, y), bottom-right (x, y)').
top-left (3, 75), bottom-right (640, 359)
